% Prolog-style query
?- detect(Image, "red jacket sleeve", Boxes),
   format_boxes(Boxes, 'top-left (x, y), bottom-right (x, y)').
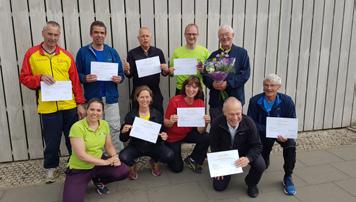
top-left (67, 52), bottom-right (86, 104)
top-left (19, 49), bottom-right (41, 90)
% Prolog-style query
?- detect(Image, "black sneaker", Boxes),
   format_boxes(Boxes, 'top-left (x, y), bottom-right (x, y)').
top-left (184, 156), bottom-right (202, 173)
top-left (93, 181), bottom-right (110, 195)
top-left (247, 185), bottom-right (259, 198)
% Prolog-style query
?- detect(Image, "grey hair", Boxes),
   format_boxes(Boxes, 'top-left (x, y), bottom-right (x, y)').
top-left (222, 97), bottom-right (242, 112)
top-left (264, 73), bottom-right (282, 85)
top-left (218, 25), bottom-right (234, 35)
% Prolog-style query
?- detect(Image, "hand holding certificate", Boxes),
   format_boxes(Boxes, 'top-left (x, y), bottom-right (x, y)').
top-left (266, 117), bottom-right (298, 139)
top-left (135, 56), bottom-right (161, 78)
top-left (207, 150), bottom-right (243, 178)
top-left (129, 117), bottom-right (161, 143)
top-left (177, 107), bottom-right (205, 127)
top-left (90, 61), bottom-right (118, 81)
top-left (173, 58), bottom-right (197, 75)
top-left (41, 81), bottom-right (72, 102)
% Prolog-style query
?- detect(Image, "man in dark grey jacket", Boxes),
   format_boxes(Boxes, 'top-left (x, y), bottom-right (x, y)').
top-left (209, 97), bottom-right (265, 198)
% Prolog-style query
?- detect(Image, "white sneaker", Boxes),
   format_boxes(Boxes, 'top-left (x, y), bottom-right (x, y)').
top-left (46, 168), bottom-right (57, 184)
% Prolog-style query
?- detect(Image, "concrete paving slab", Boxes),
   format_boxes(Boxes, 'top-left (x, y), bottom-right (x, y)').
top-left (147, 182), bottom-right (207, 202)
top-left (259, 170), bottom-right (307, 194)
top-left (295, 164), bottom-right (348, 184)
top-left (335, 178), bottom-right (356, 197)
top-left (297, 150), bottom-right (344, 166)
top-left (238, 191), bottom-right (300, 202)
top-left (0, 191), bottom-right (3, 201)
top-left (1, 183), bottom-right (62, 202)
top-left (266, 153), bottom-right (305, 172)
top-left (328, 145), bottom-right (356, 160)
top-left (295, 183), bottom-right (356, 202)
top-left (333, 160), bottom-right (356, 177)
top-left (166, 164), bottom-right (211, 185)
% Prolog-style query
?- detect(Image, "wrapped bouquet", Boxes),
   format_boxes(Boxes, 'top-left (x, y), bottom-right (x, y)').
top-left (204, 52), bottom-right (235, 100)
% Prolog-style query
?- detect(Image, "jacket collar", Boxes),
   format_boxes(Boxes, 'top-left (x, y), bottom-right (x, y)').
top-left (39, 42), bottom-right (60, 55)
top-left (257, 93), bottom-right (281, 111)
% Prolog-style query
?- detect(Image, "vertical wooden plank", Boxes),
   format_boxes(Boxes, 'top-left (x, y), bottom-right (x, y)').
top-left (265, 0), bottom-right (280, 75)
top-left (314, 0), bottom-right (334, 130)
top-left (111, 0), bottom-right (130, 121)
top-left (276, 0), bottom-right (292, 93)
top-left (62, 0), bottom-right (81, 56)
top-left (220, 0), bottom-right (233, 26)
top-left (304, 0), bottom-right (324, 131)
top-left (45, 0), bottom-right (65, 47)
top-left (323, 0), bottom-right (345, 129)
top-left (140, 0), bottom-right (155, 44)
top-left (0, 0), bottom-right (28, 160)
top-left (29, 0), bottom-right (46, 45)
top-left (0, 35), bottom-right (12, 162)
top-left (207, 0), bottom-right (220, 51)
top-left (243, 0), bottom-right (257, 112)
top-left (252, 0), bottom-right (269, 95)
top-left (285, 0), bottom-right (303, 103)
top-left (78, 0), bottom-right (94, 46)
top-left (94, 0), bottom-right (112, 46)
top-left (343, 0), bottom-right (356, 126)
top-left (232, 0), bottom-right (245, 46)
top-left (195, 0), bottom-right (208, 47)
top-left (182, 0), bottom-right (194, 42)
top-left (295, 0), bottom-right (313, 130)
top-left (12, 0), bottom-right (43, 159)
top-left (125, 0), bottom-right (140, 50)
top-left (334, 0), bottom-right (353, 127)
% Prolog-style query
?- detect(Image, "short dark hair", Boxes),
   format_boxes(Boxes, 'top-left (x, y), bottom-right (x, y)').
top-left (90, 21), bottom-right (107, 34)
top-left (181, 75), bottom-right (203, 99)
top-left (86, 98), bottom-right (104, 111)
top-left (133, 85), bottom-right (153, 106)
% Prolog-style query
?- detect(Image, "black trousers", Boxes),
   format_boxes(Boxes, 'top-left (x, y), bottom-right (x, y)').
top-left (212, 154), bottom-right (266, 191)
top-left (260, 134), bottom-right (296, 176)
top-left (119, 144), bottom-right (174, 166)
top-left (166, 129), bottom-right (210, 173)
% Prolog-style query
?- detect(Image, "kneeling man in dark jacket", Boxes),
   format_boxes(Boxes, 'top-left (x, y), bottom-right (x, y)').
top-left (209, 97), bottom-right (265, 198)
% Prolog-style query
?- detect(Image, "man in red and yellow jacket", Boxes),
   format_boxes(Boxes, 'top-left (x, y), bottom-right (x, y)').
top-left (20, 21), bottom-right (86, 183)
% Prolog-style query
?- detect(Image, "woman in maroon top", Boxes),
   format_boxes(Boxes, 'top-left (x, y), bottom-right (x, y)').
top-left (164, 75), bottom-right (210, 173)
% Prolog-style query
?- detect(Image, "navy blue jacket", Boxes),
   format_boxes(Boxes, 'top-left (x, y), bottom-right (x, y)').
top-left (203, 44), bottom-right (250, 107)
top-left (76, 44), bottom-right (124, 104)
top-left (247, 92), bottom-right (296, 137)
top-left (209, 114), bottom-right (262, 162)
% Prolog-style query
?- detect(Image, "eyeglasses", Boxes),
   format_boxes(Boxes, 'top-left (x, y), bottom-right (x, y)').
top-left (185, 33), bottom-right (198, 36)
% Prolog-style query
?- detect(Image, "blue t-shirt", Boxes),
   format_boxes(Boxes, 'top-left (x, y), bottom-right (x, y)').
top-left (93, 47), bottom-right (106, 97)
top-left (262, 96), bottom-right (275, 113)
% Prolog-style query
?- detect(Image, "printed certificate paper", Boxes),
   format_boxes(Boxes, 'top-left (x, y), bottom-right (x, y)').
top-left (135, 56), bottom-right (161, 78)
top-left (177, 107), bottom-right (205, 127)
top-left (207, 150), bottom-right (243, 178)
top-left (266, 117), bottom-right (298, 139)
top-left (41, 81), bottom-right (72, 102)
top-left (173, 58), bottom-right (197, 75)
top-left (130, 117), bottom-right (161, 143)
top-left (90, 61), bottom-right (118, 81)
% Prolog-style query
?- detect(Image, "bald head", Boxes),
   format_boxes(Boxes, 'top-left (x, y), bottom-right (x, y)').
top-left (223, 97), bottom-right (242, 127)
top-left (138, 27), bottom-right (152, 50)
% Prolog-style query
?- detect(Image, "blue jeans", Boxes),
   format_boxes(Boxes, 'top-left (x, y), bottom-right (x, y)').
top-left (40, 108), bottom-right (78, 169)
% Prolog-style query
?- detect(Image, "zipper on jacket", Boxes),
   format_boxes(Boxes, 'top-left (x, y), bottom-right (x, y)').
top-left (47, 55), bottom-right (59, 112)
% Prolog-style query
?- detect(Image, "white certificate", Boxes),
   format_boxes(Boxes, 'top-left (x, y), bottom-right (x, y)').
top-left (266, 117), bottom-right (298, 139)
top-left (135, 56), bottom-right (161, 78)
top-left (129, 117), bottom-right (161, 143)
top-left (41, 81), bottom-right (72, 102)
top-left (207, 150), bottom-right (243, 178)
top-left (90, 61), bottom-right (118, 81)
top-left (173, 58), bottom-right (197, 75)
top-left (177, 107), bottom-right (205, 127)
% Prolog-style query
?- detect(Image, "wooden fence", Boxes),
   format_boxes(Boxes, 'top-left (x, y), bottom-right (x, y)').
top-left (0, 0), bottom-right (355, 162)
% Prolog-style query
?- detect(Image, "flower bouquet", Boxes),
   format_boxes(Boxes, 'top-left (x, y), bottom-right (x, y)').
top-left (204, 52), bottom-right (235, 100)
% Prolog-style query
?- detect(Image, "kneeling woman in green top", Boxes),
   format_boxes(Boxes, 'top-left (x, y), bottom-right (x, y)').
top-left (63, 98), bottom-right (129, 202)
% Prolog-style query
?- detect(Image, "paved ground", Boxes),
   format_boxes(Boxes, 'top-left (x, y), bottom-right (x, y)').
top-left (1, 128), bottom-right (356, 202)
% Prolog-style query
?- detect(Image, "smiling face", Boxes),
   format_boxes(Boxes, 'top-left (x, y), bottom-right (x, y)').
top-left (263, 80), bottom-right (281, 101)
top-left (90, 26), bottom-right (106, 47)
top-left (184, 82), bottom-right (199, 99)
top-left (218, 28), bottom-right (234, 50)
top-left (184, 25), bottom-right (198, 47)
top-left (137, 90), bottom-right (152, 108)
top-left (223, 100), bottom-right (242, 128)
top-left (86, 101), bottom-right (103, 122)
top-left (42, 25), bottom-right (60, 50)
